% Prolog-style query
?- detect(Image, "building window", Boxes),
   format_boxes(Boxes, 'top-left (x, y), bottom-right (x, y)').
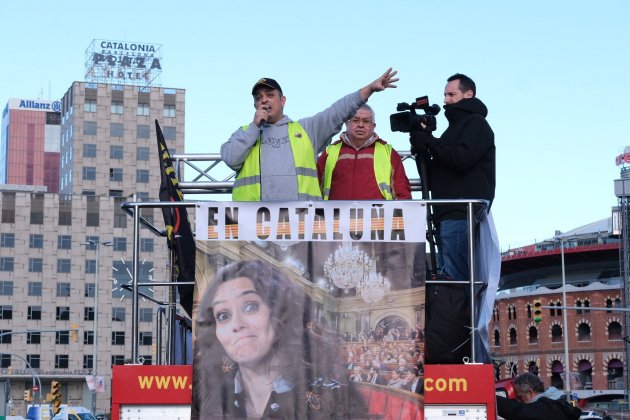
top-left (136, 146), bottom-right (150, 161)
top-left (112, 331), bottom-right (126, 345)
top-left (110, 168), bottom-right (123, 182)
top-left (1, 192), bottom-right (16, 223)
top-left (29, 258), bottom-right (43, 273)
top-left (578, 323), bottom-right (591, 341)
top-left (608, 321), bottom-right (622, 340)
top-left (0, 257), bottom-right (14, 272)
top-left (84, 307), bottom-right (94, 321)
top-left (528, 326), bottom-right (538, 344)
top-left (85, 99), bottom-right (97, 112)
top-left (58, 235), bottom-right (72, 250)
top-left (27, 355), bottom-right (40, 369)
top-left (27, 306), bottom-right (41, 320)
top-left (163, 104), bottom-right (176, 117)
top-left (0, 281), bottom-right (13, 295)
top-left (85, 260), bottom-right (96, 274)
top-left (140, 238), bottom-right (154, 253)
top-left (113, 237), bottom-right (126, 252)
top-left (55, 331), bottom-right (70, 345)
top-left (55, 355), bottom-right (69, 369)
top-left (59, 195), bottom-right (72, 226)
top-left (85, 283), bottom-right (95, 297)
top-left (112, 355), bottom-right (125, 366)
top-left (28, 282), bottom-right (42, 296)
top-left (551, 324), bottom-right (563, 343)
top-left (0, 305), bottom-right (12, 319)
top-left (30, 234), bottom-right (44, 249)
top-left (111, 123), bottom-right (124, 137)
top-left (139, 308), bottom-right (153, 322)
top-left (27, 332), bottom-right (41, 344)
top-left (509, 328), bottom-right (517, 345)
top-left (84, 121), bottom-right (97, 135)
top-left (137, 103), bottom-right (150, 116)
top-left (136, 169), bottom-right (150, 183)
top-left (164, 126), bottom-right (176, 140)
top-left (137, 124), bottom-right (150, 139)
top-left (83, 166), bottom-right (96, 181)
top-left (84, 331), bottom-right (94, 345)
top-left (114, 197), bottom-right (127, 228)
top-left (83, 144), bottom-right (97, 158)
top-left (139, 332), bottom-right (153, 346)
top-left (56, 306), bottom-right (70, 321)
top-left (0, 233), bottom-right (15, 247)
top-left (57, 282), bottom-right (71, 297)
top-left (493, 329), bottom-right (500, 346)
top-left (0, 330), bottom-right (11, 344)
top-left (1, 354), bottom-right (10, 368)
top-left (140, 355), bottom-right (152, 365)
top-left (111, 101), bottom-right (123, 114)
top-left (57, 259), bottom-right (71, 273)
top-left (112, 307), bottom-right (126, 322)
top-left (86, 196), bottom-right (100, 227)
top-left (47, 111), bottom-right (61, 124)
top-left (30, 194), bottom-right (44, 224)
top-left (110, 145), bottom-right (124, 160)
top-left (83, 355), bottom-right (94, 369)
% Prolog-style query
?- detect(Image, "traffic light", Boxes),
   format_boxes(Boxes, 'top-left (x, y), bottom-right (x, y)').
top-left (51, 380), bottom-right (62, 415)
top-left (533, 299), bottom-right (543, 324)
top-left (23, 389), bottom-right (32, 401)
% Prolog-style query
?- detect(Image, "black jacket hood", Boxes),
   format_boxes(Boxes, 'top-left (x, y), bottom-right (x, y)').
top-left (444, 97), bottom-right (488, 121)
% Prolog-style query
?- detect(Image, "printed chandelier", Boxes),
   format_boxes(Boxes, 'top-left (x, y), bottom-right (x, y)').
top-left (357, 260), bottom-right (391, 304)
top-left (323, 243), bottom-right (370, 293)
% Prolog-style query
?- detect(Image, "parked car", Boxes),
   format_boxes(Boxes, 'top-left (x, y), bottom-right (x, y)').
top-left (579, 410), bottom-right (603, 420)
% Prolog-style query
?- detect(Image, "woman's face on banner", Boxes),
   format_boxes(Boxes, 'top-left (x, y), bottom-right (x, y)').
top-left (211, 277), bottom-right (276, 368)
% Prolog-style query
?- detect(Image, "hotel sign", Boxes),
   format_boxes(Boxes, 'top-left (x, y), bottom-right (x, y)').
top-left (84, 39), bottom-right (162, 86)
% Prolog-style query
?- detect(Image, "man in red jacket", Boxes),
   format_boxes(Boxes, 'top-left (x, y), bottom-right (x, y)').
top-left (317, 105), bottom-right (411, 200)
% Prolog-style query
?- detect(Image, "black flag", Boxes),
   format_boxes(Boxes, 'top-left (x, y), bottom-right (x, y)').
top-left (156, 119), bottom-right (195, 316)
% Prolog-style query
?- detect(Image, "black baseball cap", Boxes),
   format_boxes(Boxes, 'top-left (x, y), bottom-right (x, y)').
top-left (251, 78), bottom-right (283, 96)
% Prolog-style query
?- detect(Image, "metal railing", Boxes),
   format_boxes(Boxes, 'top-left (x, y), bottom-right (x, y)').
top-left (122, 152), bottom-right (489, 364)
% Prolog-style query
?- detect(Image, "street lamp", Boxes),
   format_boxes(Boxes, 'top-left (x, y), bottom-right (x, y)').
top-left (81, 239), bottom-right (111, 415)
top-left (556, 233), bottom-right (571, 401)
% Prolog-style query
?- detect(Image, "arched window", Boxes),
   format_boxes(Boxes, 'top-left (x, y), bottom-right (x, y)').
top-left (576, 300), bottom-right (583, 315)
top-left (606, 298), bottom-right (613, 313)
top-left (608, 359), bottom-right (624, 390)
top-left (583, 299), bottom-right (590, 314)
top-left (551, 360), bottom-right (565, 389)
top-left (493, 329), bottom-right (500, 346)
top-left (608, 321), bottom-right (622, 340)
top-left (509, 328), bottom-right (517, 345)
top-left (578, 323), bottom-right (591, 341)
top-left (527, 361), bottom-right (539, 375)
top-left (551, 324), bottom-right (563, 343)
top-left (528, 326), bottom-right (538, 344)
top-left (578, 360), bottom-right (593, 389)
top-left (527, 303), bottom-right (532, 318)
top-left (550, 302), bottom-right (556, 317)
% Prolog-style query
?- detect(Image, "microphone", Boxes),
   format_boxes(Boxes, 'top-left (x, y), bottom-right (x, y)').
top-left (260, 106), bottom-right (270, 125)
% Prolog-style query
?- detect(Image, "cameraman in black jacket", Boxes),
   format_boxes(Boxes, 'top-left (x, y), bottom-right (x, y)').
top-left (410, 73), bottom-right (495, 364)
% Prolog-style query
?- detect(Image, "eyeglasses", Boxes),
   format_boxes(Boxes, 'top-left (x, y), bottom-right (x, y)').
top-left (348, 117), bottom-right (374, 126)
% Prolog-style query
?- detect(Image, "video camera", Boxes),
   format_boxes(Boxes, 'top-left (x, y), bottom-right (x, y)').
top-left (390, 96), bottom-right (441, 133)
